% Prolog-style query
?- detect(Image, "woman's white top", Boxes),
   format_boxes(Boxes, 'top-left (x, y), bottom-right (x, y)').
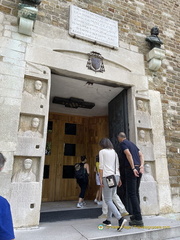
top-left (99, 148), bottom-right (120, 177)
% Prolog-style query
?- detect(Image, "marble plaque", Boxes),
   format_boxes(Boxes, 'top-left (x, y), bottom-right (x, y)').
top-left (69, 5), bottom-right (119, 49)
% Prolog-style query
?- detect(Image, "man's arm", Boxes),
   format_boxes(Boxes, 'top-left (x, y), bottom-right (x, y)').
top-left (124, 149), bottom-right (139, 177)
top-left (139, 151), bottom-right (144, 174)
top-left (115, 153), bottom-right (122, 186)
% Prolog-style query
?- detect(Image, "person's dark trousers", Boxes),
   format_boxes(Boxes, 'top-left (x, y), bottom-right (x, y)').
top-left (125, 167), bottom-right (142, 220)
top-left (77, 179), bottom-right (88, 198)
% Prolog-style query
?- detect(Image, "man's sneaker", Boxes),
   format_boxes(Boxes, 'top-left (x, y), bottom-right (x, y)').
top-left (103, 220), bottom-right (112, 226)
top-left (121, 211), bottom-right (129, 217)
top-left (130, 215), bottom-right (135, 221)
top-left (82, 201), bottom-right (86, 206)
top-left (117, 217), bottom-right (127, 231)
top-left (98, 214), bottom-right (107, 219)
top-left (77, 202), bottom-right (83, 208)
top-left (129, 219), bottom-right (144, 227)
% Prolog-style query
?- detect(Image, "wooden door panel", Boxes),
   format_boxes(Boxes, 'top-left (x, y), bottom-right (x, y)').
top-left (86, 116), bottom-right (108, 199)
top-left (42, 113), bottom-right (108, 202)
top-left (42, 119), bottom-right (59, 202)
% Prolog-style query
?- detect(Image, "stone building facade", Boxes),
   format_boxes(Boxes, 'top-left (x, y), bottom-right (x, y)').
top-left (0, 0), bottom-right (179, 228)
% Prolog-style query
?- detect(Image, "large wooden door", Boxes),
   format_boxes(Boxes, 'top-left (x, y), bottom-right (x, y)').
top-left (86, 116), bottom-right (109, 199)
top-left (108, 89), bottom-right (129, 209)
top-left (42, 113), bottom-right (108, 202)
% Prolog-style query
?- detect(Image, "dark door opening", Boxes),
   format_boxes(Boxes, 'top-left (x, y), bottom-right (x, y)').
top-left (42, 74), bottom-right (131, 207)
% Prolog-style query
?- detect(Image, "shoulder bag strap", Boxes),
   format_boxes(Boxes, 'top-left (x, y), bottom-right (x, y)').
top-left (114, 152), bottom-right (116, 175)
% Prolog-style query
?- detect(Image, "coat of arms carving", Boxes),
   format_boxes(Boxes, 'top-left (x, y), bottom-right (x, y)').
top-left (86, 52), bottom-right (105, 73)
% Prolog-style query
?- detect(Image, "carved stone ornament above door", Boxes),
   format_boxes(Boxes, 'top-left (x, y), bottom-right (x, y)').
top-left (86, 51), bottom-right (105, 73)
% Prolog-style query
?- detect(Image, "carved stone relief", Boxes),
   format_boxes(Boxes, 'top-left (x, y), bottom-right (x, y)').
top-left (140, 163), bottom-right (159, 214)
top-left (137, 99), bottom-right (146, 112)
top-left (21, 78), bottom-right (47, 115)
top-left (12, 157), bottom-right (39, 182)
top-left (141, 163), bottom-right (155, 182)
top-left (137, 128), bottom-right (154, 161)
top-left (23, 78), bottom-right (47, 99)
top-left (18, 115), bottom-right (43, 138)
top-left (136, 99), bottom-right (151, 128)
top-left (136, 99), bottom-right (150, 113)
top-left (138, 129), bottom-right (152, 145)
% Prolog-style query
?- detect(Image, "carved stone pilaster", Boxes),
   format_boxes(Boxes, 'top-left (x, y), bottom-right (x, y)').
top-left (146, 48), bottom-right (165, 71)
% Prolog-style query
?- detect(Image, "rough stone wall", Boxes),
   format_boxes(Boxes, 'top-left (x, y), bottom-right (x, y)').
top-left (0, 0), bottom-right (179, 210)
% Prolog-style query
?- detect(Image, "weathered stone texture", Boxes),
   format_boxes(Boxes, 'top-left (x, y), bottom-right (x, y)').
top-left (0, 0), bottom-right (179, 210)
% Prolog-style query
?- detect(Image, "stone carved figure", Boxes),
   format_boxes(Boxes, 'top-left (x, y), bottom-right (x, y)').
top-left (19, 117), bottom-right (42, 138)
top-left (141, 163), bottom-right (155, 182)
top-left (23, 80), bottom-right (45, 99)
top-left (12, 158), bottom-right (36, 182)
top-left (140, 163), bottom-right (158, 214)
top-left (137, 100), bottom-right (145, 111)
top-left (34, 80), bottom-right (45, 99)
top-left (138, 130), bottom-right (154, 161)
top-left (145, 26), bottom-right (163, 50)
top-left (138, 130), bottom-right (147, 145)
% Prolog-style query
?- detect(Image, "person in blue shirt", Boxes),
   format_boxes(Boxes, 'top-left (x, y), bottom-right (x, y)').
top-left (0, 153), bottom-right (15, 240)
top-left (118, 132), bottom-right (144, 227)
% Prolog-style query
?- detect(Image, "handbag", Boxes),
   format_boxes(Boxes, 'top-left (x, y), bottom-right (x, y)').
top-left (106, 175), bottom-right (117, 188)
top-left (106, 157), bottom-right (117, 188)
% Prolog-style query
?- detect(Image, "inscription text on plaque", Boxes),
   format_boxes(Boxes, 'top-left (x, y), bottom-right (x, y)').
top-left (69, 5), bottom-right (119, 49)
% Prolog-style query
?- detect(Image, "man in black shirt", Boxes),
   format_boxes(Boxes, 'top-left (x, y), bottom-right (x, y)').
top-left (118, 132), bottom-right (144, 226)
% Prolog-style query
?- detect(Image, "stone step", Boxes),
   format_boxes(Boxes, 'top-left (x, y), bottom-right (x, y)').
top-left (15, 214), bottom-right (180, 240)
top-left (96, 225), bottom-right (180, 240)
top-left (40, 207), bottom-right (102, 222)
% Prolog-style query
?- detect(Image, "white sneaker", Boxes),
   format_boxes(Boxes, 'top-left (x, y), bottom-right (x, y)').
top-left (97, 201), bottom-right (103, 205)
top-left (94, 199), bottom-right (98, 204)
top-left (82, 201), bottom-right (86, 206)
top-left (77, 202), bottom-right (83, 208)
